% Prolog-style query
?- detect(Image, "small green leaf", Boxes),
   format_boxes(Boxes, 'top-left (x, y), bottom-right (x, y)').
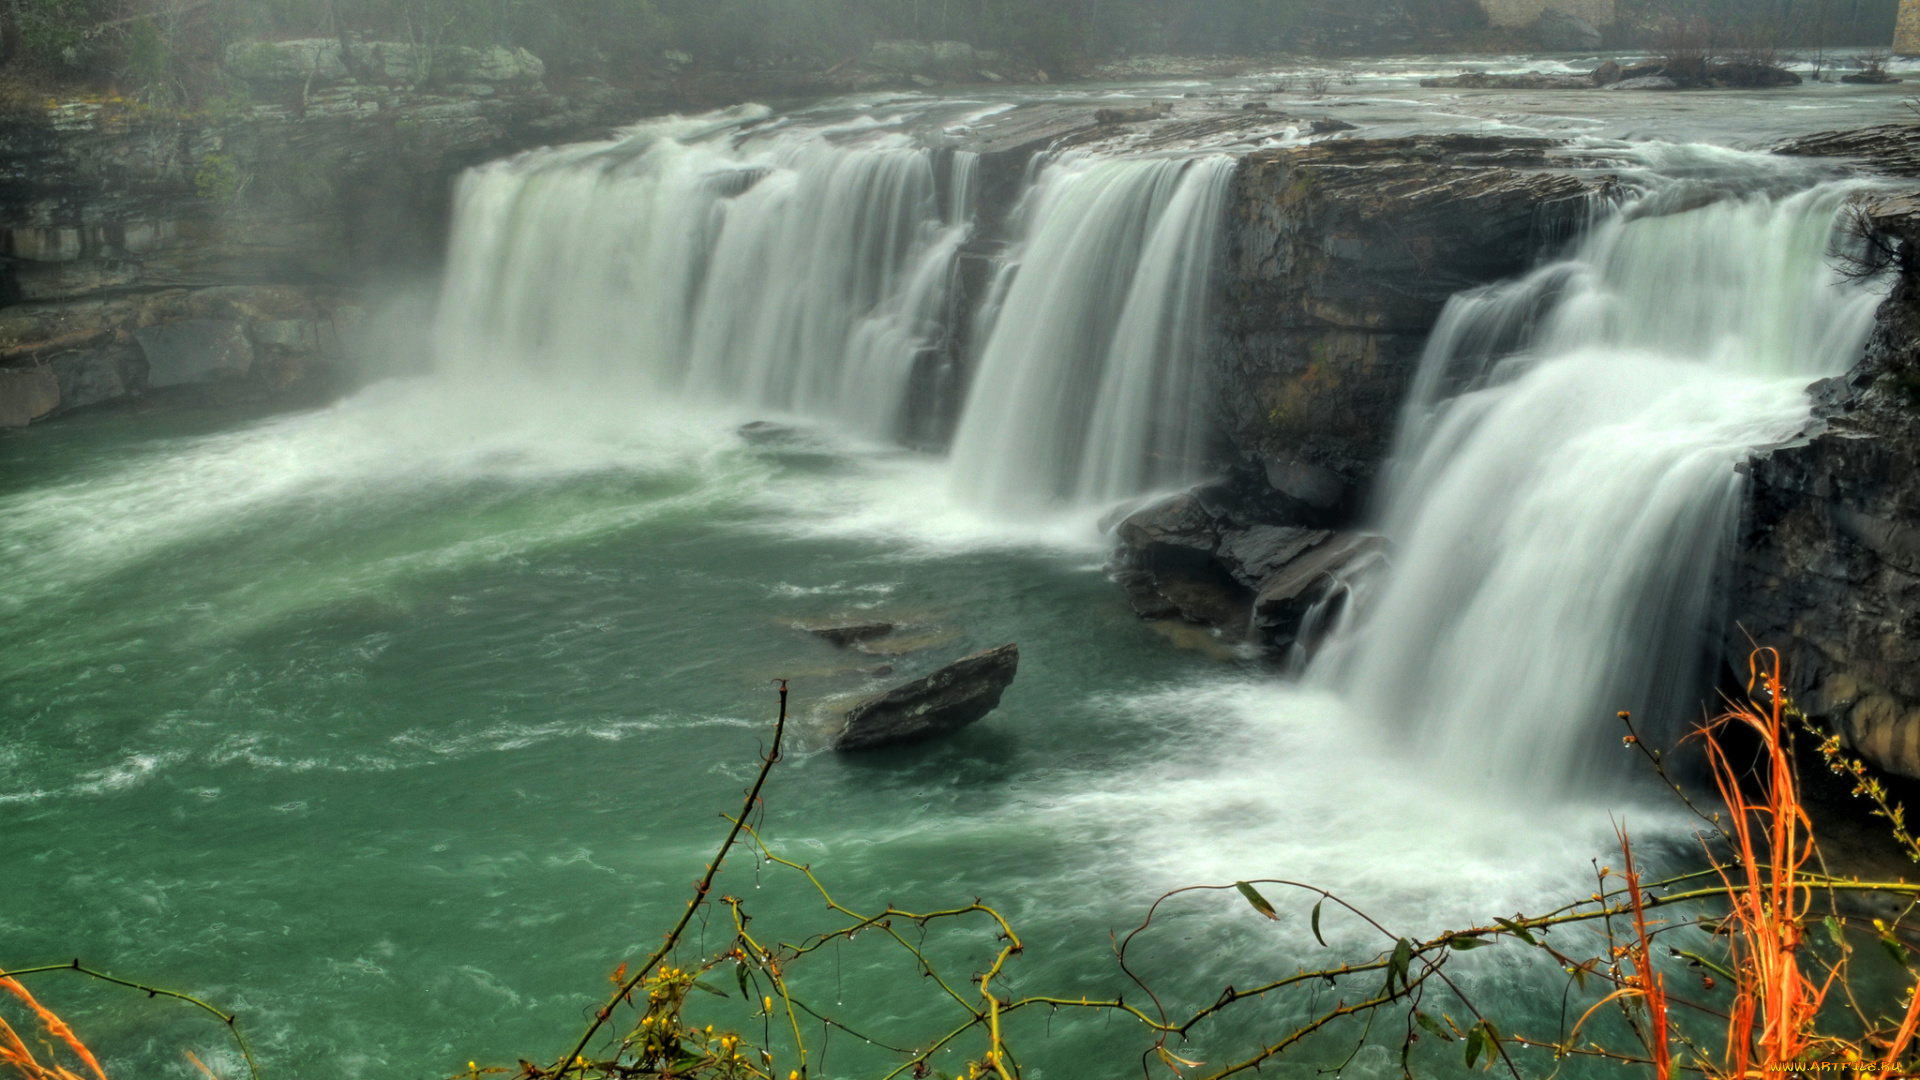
top-left (1674, 948), bottom-right (1735, 982)
top-left (1493, 917), bottom-right (1538, 945)
top-left (1463, 1025), bottom-right (1484, 1068)
top-left (1478, 1019), bottom-right (1502, 1068)
top-left (693, 978), bottom-right (729, 998)
top-left (1391, 938), bottom-right (1413, 990)
top-left (1449, 936), bottom-right (1493, 950)
top-left (1825, 916), bottom-right (1846, 947)
top-left (1882, 934), bottom-right (1911, 967)
top-left (1415, 1011), bottom-right (1455, 1042)
top-left (1235, 881), bottom-right (1278, 920)
top-left (1311, 899), bottom-right (1326, 946)
top-left (1568, 964), bottom-right (1589, 991)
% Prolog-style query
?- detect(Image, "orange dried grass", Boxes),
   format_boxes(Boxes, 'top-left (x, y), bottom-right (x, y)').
top-left (1692, 649), bottom-right (1920, 1077)
top-left (0, 977), bottom-right (107, 1080)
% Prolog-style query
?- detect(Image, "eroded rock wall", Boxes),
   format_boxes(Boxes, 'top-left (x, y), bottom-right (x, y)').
top-left (1731, 197), bottom-right (1920, 778)
top-left (1215, 134), bottom-right (1597, 515)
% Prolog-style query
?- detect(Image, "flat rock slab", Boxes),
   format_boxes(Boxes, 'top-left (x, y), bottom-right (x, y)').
top-left (833, 643), bottom-right (1018, 752)
top-left (807, 621), bottom-right (894, 646)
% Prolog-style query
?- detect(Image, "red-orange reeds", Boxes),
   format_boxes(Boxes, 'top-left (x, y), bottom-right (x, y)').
top-left (0, 976), bottom-right (106, 1080)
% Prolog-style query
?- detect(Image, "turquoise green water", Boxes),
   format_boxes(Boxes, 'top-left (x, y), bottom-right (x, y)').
top-left (2, 381), bottom-right (1679, 1079)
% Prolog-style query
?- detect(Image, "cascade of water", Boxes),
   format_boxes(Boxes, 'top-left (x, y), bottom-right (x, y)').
top-left (947, 154), bottom-right (1237, 515)
top-left (1314, 182), bottom-right (1888, 796)
top-left (431, 111), bottom-right (973, 441)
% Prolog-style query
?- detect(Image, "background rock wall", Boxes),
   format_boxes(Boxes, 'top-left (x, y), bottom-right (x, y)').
top-left (0, 69), bottom-right (695, 426)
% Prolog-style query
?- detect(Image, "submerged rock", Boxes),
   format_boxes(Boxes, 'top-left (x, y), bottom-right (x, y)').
top-left (807, 621), bottom-right (894, 646)
top-left (1094, 104), bottom-right (1172, 125)
top-left (833, 643), bottom-right (1019, 751)
top-left (737, 420), bottom-right (797, 444)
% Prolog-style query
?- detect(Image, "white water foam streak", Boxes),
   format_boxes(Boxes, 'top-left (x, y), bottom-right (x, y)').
top-left (948, 154), bottom-right (1234, 514)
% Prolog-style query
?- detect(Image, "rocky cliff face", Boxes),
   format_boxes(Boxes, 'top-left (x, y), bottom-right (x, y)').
top-left (1215, 134), bottom-right (1598, 517)
top-left (1730, 194), bottom-right (1920, 778)
top-left (0, 57), bottom-right (858, 425)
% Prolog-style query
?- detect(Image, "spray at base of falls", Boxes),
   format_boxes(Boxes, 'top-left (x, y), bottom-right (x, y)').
top-left (1306, 181), bottom-right (1889, 797)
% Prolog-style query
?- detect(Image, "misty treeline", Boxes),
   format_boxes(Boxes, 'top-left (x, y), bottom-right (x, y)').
top-left (0, 0), bottom-right (1900, 96)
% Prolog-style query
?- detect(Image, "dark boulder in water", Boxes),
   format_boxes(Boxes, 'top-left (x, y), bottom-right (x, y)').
top-left (1251, 532), bottom-right (1387, 637)
top-left (738, 420), bottom-right (797, 444)
top-left (1094, 104), bottom-right (1171, 125)
top-left (1108, 488), bottom-right (1388, 652)
top-left (833, 644), bottom-right (1019, 751)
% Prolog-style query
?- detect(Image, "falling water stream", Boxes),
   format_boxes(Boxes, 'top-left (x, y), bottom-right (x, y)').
top-left (0, 74), bottom-right (1903, 1079)
top-left (1311, 180), bottom-right (1888, 795)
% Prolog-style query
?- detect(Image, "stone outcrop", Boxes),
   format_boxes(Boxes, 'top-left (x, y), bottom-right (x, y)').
top-left (1776, 126), bottom-right (1920, 179)
top-left (1108, 485), bottom-right (1387, 650)
top-left (1421, 59), bottom-right (1800, 90)
top-left (1729, 196), bottom-right (1920, 778)
top-left (833, 644), bottom-right (1019, 751)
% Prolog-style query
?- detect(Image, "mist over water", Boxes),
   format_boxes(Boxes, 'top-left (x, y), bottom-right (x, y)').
top-left (0, 82), bottom-right (1896, 1078)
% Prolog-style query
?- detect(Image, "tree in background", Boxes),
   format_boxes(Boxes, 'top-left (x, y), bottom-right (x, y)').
top-left (0, 0), bottom-right (1906, 97)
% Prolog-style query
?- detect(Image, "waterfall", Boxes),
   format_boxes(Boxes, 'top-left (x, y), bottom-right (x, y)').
top-left (431, 110), bottom-right (974, 441)
top-left (430, 110), bottom-right (1230, 516)
top-left (948, 154), bottom-right (1236, 515)
top-left (1316, 182), bottom-right (1887, 796)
